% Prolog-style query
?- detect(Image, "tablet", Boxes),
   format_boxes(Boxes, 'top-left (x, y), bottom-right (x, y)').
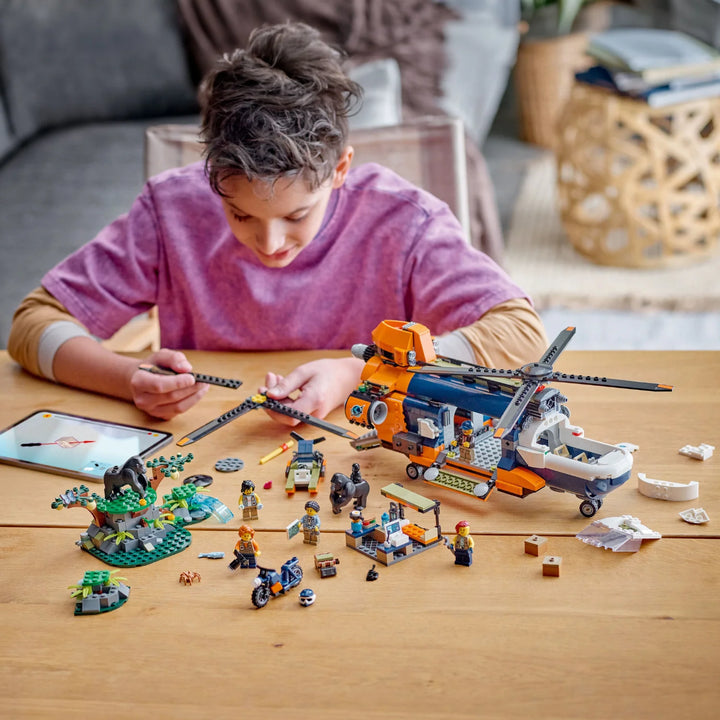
top-left (0, 410), bottom-right (173, 482)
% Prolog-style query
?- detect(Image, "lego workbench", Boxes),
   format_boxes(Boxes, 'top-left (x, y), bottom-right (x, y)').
top-left (0, 349), bottom-right (718, 719)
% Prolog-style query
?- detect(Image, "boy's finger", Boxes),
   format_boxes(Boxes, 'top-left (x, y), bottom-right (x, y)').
top-left (148, 348), bottom-right (193, 374)
top-left (135, 380), bottom-right (208, 412)
top-left (133, 369), bottom-right (195, 395)
top-left (151, 384), bottom-right (209, 418)
top-left (264, 366), bottom-right (313, 399)
top-left (261, 407), bottom-right (301, 427)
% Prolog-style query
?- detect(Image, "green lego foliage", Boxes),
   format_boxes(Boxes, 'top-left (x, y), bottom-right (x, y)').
top-left (68, 569), bottom-right (127, 598)
top-left (82, 570), bottom-right (111, 586)
top-left (103, 530), bottom-right (135, 546)
top-left (94, 487), bottom-right (157, 514)
top-left (51, 485), bottom-right (99, 510)
top-left (147, 453), bottom-right (194, 475)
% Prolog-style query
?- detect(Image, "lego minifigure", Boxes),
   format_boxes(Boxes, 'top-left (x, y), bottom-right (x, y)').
top-left (301, 500), bottom-right (321, 545)
top-left (448, 520), bottom-right (474, 566)
top-left (229, 525), bottom-right (261, 570)
top-left (349, 509), bottom-right (364, 534)
top-left (238, 479), bottom-right (263, 521)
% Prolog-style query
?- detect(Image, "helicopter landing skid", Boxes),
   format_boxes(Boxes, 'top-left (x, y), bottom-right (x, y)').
top-left (419, 468), bottom-right (495, 501)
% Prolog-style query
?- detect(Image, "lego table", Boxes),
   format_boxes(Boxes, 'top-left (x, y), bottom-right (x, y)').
top-left (0, 350), bottom-right (719, 718)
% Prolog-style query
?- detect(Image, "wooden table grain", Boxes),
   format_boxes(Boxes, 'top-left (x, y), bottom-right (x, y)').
top-left (0, 350), bottom-right (718, 719)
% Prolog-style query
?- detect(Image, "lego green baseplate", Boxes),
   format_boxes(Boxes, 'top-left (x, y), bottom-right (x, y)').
top-left (80, 524), bottom-right (192, 567)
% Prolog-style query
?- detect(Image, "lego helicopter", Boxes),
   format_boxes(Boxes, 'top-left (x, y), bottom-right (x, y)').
top-left (343, 320), bottom-right (672, 517)
top-left (177, 319), bottom-right (671, 517)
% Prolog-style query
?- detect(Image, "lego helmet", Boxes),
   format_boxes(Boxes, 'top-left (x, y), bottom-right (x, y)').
top-left (299, 588), bottom-right (316, 606)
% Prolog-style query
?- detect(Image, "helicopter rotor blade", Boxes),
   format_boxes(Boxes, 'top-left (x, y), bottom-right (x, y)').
top-left (177, 394), bottom-right (357, 447)
top-left (260, 397), bottom-right (358, 439)
top-left (493, 379), bottom-right (542, 440)
top-left (413, 365), bottom-right (520, 380)
top-left (550, 373), bottom-right (673, 392)
top-left (539, 326), bottom-right (576, 366)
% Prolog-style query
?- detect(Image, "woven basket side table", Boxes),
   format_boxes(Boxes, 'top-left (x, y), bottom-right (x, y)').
top-left (556, 83), bottom-right (720, 268)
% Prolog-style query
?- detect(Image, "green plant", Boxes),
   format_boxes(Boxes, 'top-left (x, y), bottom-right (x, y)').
top-left (521, 0), bottom-right (593, 35)
top-left (104, 530), bottom-right (136, 545)
top-left (68, 570), bottom-right (127, 598)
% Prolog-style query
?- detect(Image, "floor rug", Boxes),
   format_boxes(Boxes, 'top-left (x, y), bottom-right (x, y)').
top-left (505, 154), bottom-right (720, 312)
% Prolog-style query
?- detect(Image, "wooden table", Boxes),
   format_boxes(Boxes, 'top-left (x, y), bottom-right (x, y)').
top-left (0, 349), bottom-right (718, 719)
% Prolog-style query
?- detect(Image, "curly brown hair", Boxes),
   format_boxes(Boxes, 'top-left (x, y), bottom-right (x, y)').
top-left (199, 22), bottom-right (362, 194)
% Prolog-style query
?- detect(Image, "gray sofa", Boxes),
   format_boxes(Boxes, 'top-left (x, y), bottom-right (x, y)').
top-left (0, 0), bottom-right (520, 348)
top-left (0, 0), bottom-right (200, 347)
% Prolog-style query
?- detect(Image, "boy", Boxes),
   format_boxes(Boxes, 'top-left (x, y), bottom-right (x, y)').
top-left (8, 23), bottom-right (546, 423)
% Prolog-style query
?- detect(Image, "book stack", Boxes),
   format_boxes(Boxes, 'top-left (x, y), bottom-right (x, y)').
top-left (576, 28), bottom-right (720, 108)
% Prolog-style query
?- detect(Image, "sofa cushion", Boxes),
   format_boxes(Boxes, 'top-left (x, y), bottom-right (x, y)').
top-left (0, 0), bottom-right (198, 144)
top-left (0, 95), bottom-right (14, 162)
top-left (347, 58), bottom-right (403, 130)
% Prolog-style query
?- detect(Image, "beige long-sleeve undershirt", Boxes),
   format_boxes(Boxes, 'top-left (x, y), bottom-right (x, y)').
top-left (8, 286), bottom-right (548, 378)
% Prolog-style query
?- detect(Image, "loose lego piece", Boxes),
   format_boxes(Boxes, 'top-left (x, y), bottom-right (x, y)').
top-left (251, 557), bottom-right (303, 608)
top-left (314, 552), bottom-right (340, 578)
top-left (366, 564), bottom-right (379, 581)
top-left (577, 515), bottom-right (661, 552)
top-left (183, 473), bottom-right (214, 488)
top-left (68, 570), bottom-right (130, 615)
top-left (229, 525), bottom-right (261, 570)
top-left (446, 520), bottom-right (474, 566)
top-left (678, 443), bottom-right (714, 461)
top-left (329, 463), bottom-right (370, 514)
top-left (299, 588), bottom-right (316, 606)
top-left (637, 472), bottom-right (699, 501)
top-left (238, 479), bottom-right (262, 521)
top-left (679, 508), bottom-right (710, 524)
top-left (259, 439), bottom-right (295, 464)
top-left (263, 481), bottom-right (272, 490)
top-left (215, 457), bottom-right (244, 472)
top-left (198, 552), bottom-right (225, 559)
top-left (542, 556), bottom-right (561, 577)
top-left (524, 534), bottom-right (548, 556)
top-left (179, 570), bottom-right (201, 585)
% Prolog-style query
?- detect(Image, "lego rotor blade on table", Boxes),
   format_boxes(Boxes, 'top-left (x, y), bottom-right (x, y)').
top-left (177, 397), bottom-right (264, 446)
top-left (177, 394), bottom-right (357, 447)
top-left (260, 397), bottom-right (358, 439)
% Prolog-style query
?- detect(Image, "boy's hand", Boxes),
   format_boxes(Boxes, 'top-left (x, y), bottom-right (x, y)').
top-left (262, 357), bottom-right (364, 426)
top-left (129, 349), bottom-right (209, 420)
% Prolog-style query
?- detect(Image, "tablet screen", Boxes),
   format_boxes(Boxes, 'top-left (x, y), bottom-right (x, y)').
top-left (0, 410), bottom-right (173, 482)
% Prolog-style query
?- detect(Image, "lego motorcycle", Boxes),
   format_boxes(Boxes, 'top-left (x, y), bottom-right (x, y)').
top-left (251, 556), bottom-right (303, 608)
